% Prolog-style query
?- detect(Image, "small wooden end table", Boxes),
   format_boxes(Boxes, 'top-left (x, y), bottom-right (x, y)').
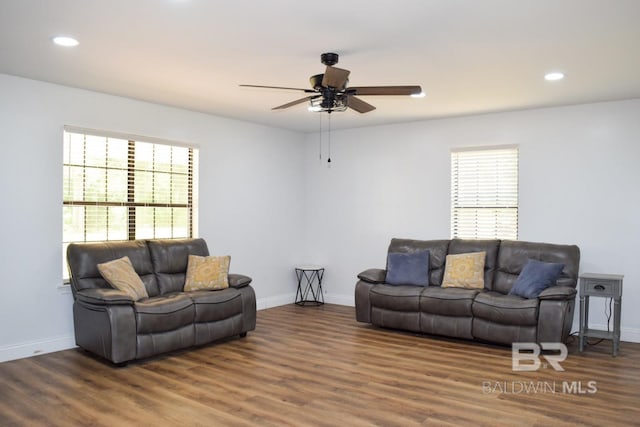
top-left (578, 273), bottom-right (623, 357)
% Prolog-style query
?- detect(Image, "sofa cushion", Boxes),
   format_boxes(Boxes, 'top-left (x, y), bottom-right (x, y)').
top-left (388, 239), bottom-right (450, 286)
top-left (97, 256), bottom-right (149, 301)
top-left (509, 259), bottom-right (564, 299)
top-left (472, 291), bottom-right (539, 326)
top-left (147, 238), bottom-right (210, 295)
top-left (420, 287), bottom-right (480, 317)
top-left (188, 288), bottom-right (243, 323)
top-left (441, 251), bottom-right (486, 289)
top-left (370, 285), bottom-right (422, 311)
top-left (448, 239), bottom-right (500, 290)
top-left (386, 250), bottom-right (430, 286)
top-left (67, 240), bottom-right (159, 296)
top-left (184, 255), bottom-right (230, 291)
top-left (493, 240), bottom-right (580, 294)
top-left (134, 293), bottom-right (194, 334)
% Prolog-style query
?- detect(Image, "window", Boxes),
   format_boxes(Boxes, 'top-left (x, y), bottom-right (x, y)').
top-left (63, 127), bottom-right (198, 279)
top-left (450, 146), bottom-right (518, 240)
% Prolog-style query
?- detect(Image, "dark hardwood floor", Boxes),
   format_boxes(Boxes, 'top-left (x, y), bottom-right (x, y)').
top-left (1, 304), bottom-right (639, 426)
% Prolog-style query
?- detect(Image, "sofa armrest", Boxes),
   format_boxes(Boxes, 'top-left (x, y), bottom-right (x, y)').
top-left (76, 288), bottom-right (134, 306)
top-left (538, 286), bottom-right (577, 301)
top-left (229, 273), bottom-right (252, 288)
top-left (357, 268), bottom-right (387, 284)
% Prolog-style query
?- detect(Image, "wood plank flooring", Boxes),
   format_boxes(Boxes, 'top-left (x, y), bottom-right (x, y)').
top-left (1, 304), bottom-right (639, 426)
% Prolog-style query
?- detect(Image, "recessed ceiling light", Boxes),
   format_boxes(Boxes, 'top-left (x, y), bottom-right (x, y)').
top-left (411, 92), bottom-right (426, 98)
top-left (544, 72), bottom-right (564, 81)
top-left (52, 36), bottom-right (79, 47)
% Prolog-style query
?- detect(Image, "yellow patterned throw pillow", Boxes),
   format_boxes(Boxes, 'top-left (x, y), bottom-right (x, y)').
top-left (441, 251), bottom-right (486, 289)
top-left (97, 256), bottom-right (149, 301)
top-left (184, 255), bottom-right (230, 291)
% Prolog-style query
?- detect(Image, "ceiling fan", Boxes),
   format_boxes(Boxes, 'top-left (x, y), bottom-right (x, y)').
top-left (240, 52), bottom-right (423, 113)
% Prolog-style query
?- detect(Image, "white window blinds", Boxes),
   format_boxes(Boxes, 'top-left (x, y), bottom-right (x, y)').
top-left (62, 128), bottom-right (198, 279)
top-left (450, 146), bottom-right (518, 240)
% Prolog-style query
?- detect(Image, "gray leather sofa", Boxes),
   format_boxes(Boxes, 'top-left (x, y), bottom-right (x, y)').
top-left (355, 238), bottom-right (580, 345)
top-left (67, 238), bottom-right (256, 364)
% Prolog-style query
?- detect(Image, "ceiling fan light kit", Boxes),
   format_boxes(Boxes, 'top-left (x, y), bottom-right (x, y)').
top-left (309, 96), bottom-right (348, 113)
top-left (240, 52), bottom-right (423, 114)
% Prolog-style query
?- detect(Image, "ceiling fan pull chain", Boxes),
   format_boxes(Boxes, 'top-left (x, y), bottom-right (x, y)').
top-left (327, 112), bottom-right (332, 167)
top-left (319, 112), bottom-right (322, 160)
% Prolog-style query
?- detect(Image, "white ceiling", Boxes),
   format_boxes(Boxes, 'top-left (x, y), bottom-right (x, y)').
top-left (1, 0), bottom-right (639, 133)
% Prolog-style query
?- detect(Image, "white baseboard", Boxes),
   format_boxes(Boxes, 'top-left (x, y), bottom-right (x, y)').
top-left (256, 293), bottom-right (297, 310)
top-left (0, 335), bottom-right (76, 363)
top-left (256, 293), bottom-right (355, 309)
top-left (621, 328), bottom-right (640, 343)
top-left (324, 293), bottom-right (355, 307)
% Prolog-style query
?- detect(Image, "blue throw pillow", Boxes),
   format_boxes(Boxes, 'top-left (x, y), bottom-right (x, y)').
top-left (386, 250), bottom-right (430, 286)
top-left (509, 259), bottom-right (565, 299)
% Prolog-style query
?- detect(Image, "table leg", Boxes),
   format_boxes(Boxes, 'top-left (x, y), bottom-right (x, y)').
top-left (295, 270), bottom-right (304, 304)
top-left (579, 295), bottom-right (586, 352)
top-left (613, 297), bottom-right (621, 357)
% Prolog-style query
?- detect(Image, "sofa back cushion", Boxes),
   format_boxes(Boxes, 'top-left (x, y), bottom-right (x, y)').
top-left (388, 239), bottom-right (450, 286)
top-left (386, 250), bottom-right (430, 286)
top-left (447, 239), bottom-right (500, 290)
top-left (494, 240), bottom-right (580, 295)
top-left (67, 240), bottom-right (159, 297)
top-left (147, 238), bottom-right (209, 295)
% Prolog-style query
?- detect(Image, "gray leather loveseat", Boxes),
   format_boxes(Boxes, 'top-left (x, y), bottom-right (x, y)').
top-left (67, 238), bottom-right (256, 364)
top-left (355, 238), bottom-right (580, 345)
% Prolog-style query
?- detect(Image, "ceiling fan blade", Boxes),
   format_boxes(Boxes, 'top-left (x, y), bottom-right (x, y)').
top-left (347, 96), bottom-right (376, 113)
top-left (348, 86), bottom-right (423, 96)
top-left (272, 96), bottom-right (316, 110)
top-left (322, 66), bottom-right (350, 88)
top-left (240, 84), bottom-right (316, 93)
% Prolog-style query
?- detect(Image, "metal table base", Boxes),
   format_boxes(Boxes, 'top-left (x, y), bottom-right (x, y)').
top-left (295, 266), bottom-right (325, 306)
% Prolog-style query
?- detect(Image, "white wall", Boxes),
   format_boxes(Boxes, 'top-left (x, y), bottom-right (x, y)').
top-left (0, 74), bottom-right (305, 361)
top-left (304, 99), bottom-right (640, 342)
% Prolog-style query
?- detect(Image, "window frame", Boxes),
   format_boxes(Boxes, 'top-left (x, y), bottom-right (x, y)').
top-left (62, 126), bottom-right (199, 281)
top-left (450, 145), bottom-right (519, 241)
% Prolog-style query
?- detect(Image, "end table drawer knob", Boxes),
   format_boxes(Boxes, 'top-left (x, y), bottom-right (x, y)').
top-left (584, 280), bottom-right (617, 296)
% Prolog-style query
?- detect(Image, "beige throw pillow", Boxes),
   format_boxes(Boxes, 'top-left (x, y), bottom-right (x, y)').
top-left (184, 255), bottom-right (230, 291)
top-left (97, 256), bottom-right (149, 300)
top-left (441, 251), bottom-right (486, 289)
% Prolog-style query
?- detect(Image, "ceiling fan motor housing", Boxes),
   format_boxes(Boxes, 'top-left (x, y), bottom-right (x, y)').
top-left (321, 52), bottom-right (339, 66)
